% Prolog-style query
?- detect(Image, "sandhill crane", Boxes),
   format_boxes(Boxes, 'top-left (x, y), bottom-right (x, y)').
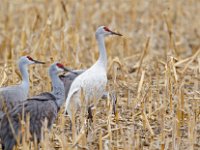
top-left (0, 56), bottom-right (45, 117)
top-left (60, 70), bottom-right (117, 117)
top-left (0, 62), bottom-right (72, 150)
top-left (65, 26), bottom-right (122, 120)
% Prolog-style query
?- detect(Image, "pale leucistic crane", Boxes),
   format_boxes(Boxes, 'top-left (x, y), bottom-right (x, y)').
top-left (65, 26), bottom-right (122, 120)
top-left (59, 70), bottom-right (117, 116)
top-left (0, 56), bottom-right (45, 117)
top-left (0, 62), bottom-right (73, 150)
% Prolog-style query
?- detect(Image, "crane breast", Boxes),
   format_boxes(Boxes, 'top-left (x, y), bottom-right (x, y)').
top-left (75, 72), bottom-right (107, 103)
top-left (65, 69), bottom-right (107, 115)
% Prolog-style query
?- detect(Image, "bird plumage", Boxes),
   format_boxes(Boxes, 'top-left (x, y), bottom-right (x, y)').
top-left (65, 26), bottom-right (122, 120)
top-left (0, 62), bottom-right (69, 150)
top-left (65, 63), bottom-right (107, 119)
top-left (59, 69), bottom-right (114, 113)
top-left (0, 85), bottom-right (27, 118)
top-left (0, 92), bottom-right (58, 150)
top-left (0, 56), bottom-right (44, 116)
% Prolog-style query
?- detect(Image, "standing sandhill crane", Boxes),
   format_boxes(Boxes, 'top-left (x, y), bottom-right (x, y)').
top-left (65, 26), bottom-right (122, 119)
top-left (59, 70), bottom-right (117, 116)
top-left (0, 56), bottom-right (45, 117)
top-left (60, 70), bottom-right (117, 120)
top-left (0, 62), bottom-right (72, 150)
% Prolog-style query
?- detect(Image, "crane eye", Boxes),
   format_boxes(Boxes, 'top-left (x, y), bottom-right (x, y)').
top-left (56, 63), bottom-right (64, 68)
top-left (27, 56), bottom-right (33, 61)
top-left (103, 26), bottom-right (111, 32)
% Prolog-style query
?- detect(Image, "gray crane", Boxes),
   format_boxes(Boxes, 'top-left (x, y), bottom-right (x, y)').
top-left (0, 62), bottom-right (72, 150)
top-left (0, 56), bottom-right (45, 117)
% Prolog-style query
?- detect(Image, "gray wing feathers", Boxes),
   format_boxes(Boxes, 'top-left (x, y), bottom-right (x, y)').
top-left (27, 92), bottom-right (56, 101)
top-left (0, 93), bottom-right (58, 150)
top-left (0, 86), bottom-right (27, 117)
top-left (0, 86), bottom-right (27, 102)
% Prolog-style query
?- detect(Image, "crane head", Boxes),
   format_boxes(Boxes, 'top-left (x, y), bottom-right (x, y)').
top-left (18, 56), bottom-right (45, 66)
top-left (26, 56), bottom-right (45, 64)
top-left (53, 63), bottom-right (76, 74)
top-left (95, 26), bottom-right (122, 37)
top-left (56, 63), bottom-right (66, 73)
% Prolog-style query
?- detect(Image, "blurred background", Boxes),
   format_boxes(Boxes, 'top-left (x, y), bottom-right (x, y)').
top-left (0, 0), bottom-right (199, 62)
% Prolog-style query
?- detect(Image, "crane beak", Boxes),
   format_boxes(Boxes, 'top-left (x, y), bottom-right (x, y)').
top-left (63, 67), bottom-right (78, 75)
top-left (32, 59), bottom-right (45, 64)
top-left (110, 31), bottom-right (122, 36)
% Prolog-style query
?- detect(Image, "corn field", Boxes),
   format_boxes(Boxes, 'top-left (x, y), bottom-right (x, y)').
top-left (0, 0), bottom-right (199, 149)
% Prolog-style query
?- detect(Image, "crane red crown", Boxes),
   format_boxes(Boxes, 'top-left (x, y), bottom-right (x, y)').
top-left (103, 26), bottom-right (111, 32)
top-left (27, 56), bottom-right (33, 61)
top-left (56, 63), bottom-right (64, 68)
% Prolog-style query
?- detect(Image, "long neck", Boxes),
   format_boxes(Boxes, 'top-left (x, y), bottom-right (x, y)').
top-left (19, 63), bottom-right (29, 94)
top-left (96, 34), bottom-right (107, 68)
top-left (50, 73), bottom-right (65, 107)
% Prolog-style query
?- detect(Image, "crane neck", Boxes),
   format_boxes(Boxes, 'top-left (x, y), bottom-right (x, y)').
top-left (50, 72), bottom-right (65, 107)
top-left (18, 63), bottom-right (29, 94)
top-left (96, 34), bottom-right (107, 68)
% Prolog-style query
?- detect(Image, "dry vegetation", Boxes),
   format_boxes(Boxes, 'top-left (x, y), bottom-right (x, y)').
top-left (0, 0), bottom-right (200, 149)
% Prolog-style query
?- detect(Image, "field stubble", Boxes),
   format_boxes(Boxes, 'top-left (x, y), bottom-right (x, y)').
top-left (0, 0), bottom-right (199, 149)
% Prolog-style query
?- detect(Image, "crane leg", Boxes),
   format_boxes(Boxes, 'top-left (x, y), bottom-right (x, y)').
top-left (102, 91), bottom-right (117, 115)
top-left (87, 105), bottom-right (93, 122)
